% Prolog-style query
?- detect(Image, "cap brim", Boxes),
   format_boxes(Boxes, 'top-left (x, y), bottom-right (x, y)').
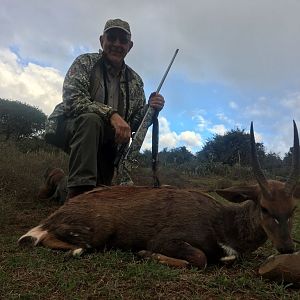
top-left (104, 26), bottom-right (131, 35)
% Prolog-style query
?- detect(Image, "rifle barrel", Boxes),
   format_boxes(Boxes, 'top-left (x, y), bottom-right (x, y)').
top-left (156, 49), bottom-right (179, 94)
top-left (115, 49), bottom-right (179, 182)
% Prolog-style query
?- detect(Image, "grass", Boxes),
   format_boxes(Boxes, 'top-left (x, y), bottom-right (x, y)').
top-left (0, 141), bottom-right (300, 299)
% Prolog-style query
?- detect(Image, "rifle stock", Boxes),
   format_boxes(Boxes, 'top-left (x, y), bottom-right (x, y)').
top-left (115, 106), bottom-right (156, 185)
top-left (115, 49), bottom-right (179, 185)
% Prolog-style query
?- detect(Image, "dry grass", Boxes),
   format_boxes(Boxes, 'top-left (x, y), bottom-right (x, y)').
top-left (0, 141), bottom-right (299, 299)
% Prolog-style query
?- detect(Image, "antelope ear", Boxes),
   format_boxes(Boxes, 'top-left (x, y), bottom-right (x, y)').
top-left (215, 185), bottom-right (259, 203)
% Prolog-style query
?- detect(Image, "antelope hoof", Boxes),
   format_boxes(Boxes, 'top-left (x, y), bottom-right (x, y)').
top-left (220, 255), bottom-right (237, 264)
top-left (72, 248), bottom-right (84, 257)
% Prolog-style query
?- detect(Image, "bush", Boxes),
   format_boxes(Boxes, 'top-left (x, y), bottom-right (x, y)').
top-left (0, 141), bottom-right (68, 200)
top-left (0, 98), bottom-right (47, 140)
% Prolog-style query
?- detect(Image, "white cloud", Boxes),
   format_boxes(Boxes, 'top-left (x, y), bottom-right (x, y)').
top-left (209, 124), bottom-right (227, 135)
top-left (280, 92), bottom-right (300, 115)
top-left (216, 113), bottom-right (234, 125)
top-left (2, 0), bottom-right (300, 158)
top-left (141, 117), bottom-right (202, 153)
top-left (2, 0), bottom-right (300, 90)
top-left (253, 131), bottom-right (263, 143)
top-left (159, 132), bottom-right (180, 149)
top-left (0, 48), bottom-right (63, 115)
top-left (229, 101), bottom-right (238, 109)
top-left (262, 121), bottom-right (299, 157)
top-left (193, 115), bottom-right (209, 132)
top-left (245, 96), bottom-right (276, 118)
top-left (159, 116), bottom-right (172, 134)
top-left (178, 131), bottom-right (203, 148)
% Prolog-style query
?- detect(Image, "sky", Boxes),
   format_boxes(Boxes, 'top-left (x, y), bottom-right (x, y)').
top-left (1, 0), bottom-right (300, 157)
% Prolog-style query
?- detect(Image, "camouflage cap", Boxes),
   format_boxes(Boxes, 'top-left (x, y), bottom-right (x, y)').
top-left (103, 19), bottom-right (131, 35)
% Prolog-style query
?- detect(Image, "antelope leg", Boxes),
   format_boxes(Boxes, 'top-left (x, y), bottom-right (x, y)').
top-left (138, 250), bottom-right (189, 268)
top-left (151, 239), bottom-right (208, 269)
top-left (41, 232), bottom-right (79, 251)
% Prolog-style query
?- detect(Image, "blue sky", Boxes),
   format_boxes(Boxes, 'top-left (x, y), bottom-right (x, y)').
top-left (1, 0), bottom-right (300, 157)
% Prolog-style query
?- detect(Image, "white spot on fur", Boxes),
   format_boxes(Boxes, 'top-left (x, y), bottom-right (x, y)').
top-left (72, 248), bottom-right (84, 257)
top-left (70, 232), bottom-right (79, 237)
top-left (218, 243), bottom-right (238, 257)
top-left (18, 225), bottom-right (48, 246)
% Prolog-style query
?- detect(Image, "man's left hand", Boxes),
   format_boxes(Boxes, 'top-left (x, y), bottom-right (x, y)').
top-left (148, 93), bottom-right (165, 111)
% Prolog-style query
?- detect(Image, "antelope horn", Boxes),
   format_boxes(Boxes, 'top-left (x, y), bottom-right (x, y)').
top-left (250, 122), bottom-right (271, 198)
top-left (285, 120), bottom-right (300, 196)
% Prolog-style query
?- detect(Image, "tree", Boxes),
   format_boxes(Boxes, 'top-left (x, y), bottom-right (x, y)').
top-left (283, 147), bottom-right (293, 167)
top-left (0, 98), bottom-right (47, 140)
top-left (159, 146), bottom-right (195, 165)
top-left (196, 128), bottom-right (266, 166)
top-left (136, 149), bottom-right (152, 167)
top-left (262, 152), bottom-right (282, 170)
top-left (138, 147), bottom-right (196, 168)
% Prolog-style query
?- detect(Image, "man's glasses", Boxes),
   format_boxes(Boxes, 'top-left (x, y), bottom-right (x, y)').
top-left (106, 32), bottom-right (130, 45)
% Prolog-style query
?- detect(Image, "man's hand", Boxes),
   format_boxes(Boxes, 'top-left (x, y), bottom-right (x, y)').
top-left (110, 113), bottom-right (131, 144)
top-left (148, 92), bottom-right (165, 111)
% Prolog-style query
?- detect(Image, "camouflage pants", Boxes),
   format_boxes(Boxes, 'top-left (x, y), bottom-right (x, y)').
top-left (60, 113), bottom-right (117, 188)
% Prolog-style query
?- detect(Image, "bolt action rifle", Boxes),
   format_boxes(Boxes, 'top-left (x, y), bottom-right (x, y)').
top-left (115, 49), bottom-right (179, 185)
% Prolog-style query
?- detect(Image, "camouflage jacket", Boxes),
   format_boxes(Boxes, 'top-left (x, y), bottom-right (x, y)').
top-left (47, 51), bottom-right (148, 133)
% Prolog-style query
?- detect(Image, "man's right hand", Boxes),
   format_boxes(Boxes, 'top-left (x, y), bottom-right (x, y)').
top-left (110, 112), bottom-right (131, 144)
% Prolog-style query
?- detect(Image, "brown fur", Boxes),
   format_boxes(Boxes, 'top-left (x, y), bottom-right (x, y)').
top-left (19, 180), bottom-right (298, 268)
top-left (21, 122), bottom-right (299, 268)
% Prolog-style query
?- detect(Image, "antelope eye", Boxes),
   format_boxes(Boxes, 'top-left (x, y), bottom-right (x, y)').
top-left (260, 206), bottom-right (269, 215)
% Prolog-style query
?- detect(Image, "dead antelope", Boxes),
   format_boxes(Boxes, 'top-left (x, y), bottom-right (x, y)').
top-left (18, 122), bottom-right (300, 269)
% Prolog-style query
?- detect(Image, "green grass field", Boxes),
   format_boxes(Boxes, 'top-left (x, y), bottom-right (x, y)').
top-left (1, 142), bottom-right (300, 299)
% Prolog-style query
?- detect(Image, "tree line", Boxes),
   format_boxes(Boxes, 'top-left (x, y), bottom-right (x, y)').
top-left (0, 98), bottom-right (294, 177)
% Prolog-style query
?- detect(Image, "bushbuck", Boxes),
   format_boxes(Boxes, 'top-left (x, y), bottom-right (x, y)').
top-left (18, 122), bottom-right (300, 269)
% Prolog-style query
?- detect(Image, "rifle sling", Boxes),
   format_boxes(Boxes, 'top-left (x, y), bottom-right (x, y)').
top-left (152, 111), bottom-right (160, 187)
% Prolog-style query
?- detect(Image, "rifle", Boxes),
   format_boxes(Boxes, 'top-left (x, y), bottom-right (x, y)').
top-left (115, 49), bottom-right (179, 185)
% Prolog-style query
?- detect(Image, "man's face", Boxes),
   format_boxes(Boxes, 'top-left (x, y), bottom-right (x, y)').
top-left (100, 28), bottom-right (133, 67)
